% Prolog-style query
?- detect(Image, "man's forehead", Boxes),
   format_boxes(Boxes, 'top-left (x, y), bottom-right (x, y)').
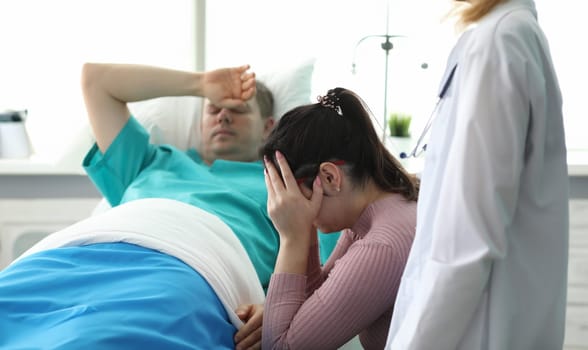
top-left (204, 99), bottom-right (256, 113)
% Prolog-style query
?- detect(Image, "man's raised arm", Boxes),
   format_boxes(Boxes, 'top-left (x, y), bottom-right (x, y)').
top-left (80, 63), bottom-right (255, 152)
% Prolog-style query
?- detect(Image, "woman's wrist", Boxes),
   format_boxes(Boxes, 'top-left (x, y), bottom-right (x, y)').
top-left (274, 237), bottom-right (311, 274)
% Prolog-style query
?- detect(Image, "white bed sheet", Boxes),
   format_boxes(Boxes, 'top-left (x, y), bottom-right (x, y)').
top-left (13, 197), bottom-right (265, 328)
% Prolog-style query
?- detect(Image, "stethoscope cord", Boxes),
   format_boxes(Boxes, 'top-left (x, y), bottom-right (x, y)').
top-left (400, 64), bottom-right (458, 159)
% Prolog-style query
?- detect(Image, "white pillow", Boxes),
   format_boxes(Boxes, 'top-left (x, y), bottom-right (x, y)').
top-left (132, 57), bottom-right (316, 151)
top-left (258, 57), bottom-right (316, 120)
top-left (128, 95), bottom-right (202, 151)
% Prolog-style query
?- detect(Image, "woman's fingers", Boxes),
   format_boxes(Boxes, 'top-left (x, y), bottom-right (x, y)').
top-left (265, 150), bottom-right (300, 193)
top-left (263, 155), bottom-right (285, 193)
top-left (235, 304), bottom-right (252, 320)
top-left (274, 151), bottom-right (297, 189)
top-left (263, 161), bottom-right (275, 199)
top-left (234, 303), bottom-right (263, 350)
top-left (235, 329), bottom-right (262, 350)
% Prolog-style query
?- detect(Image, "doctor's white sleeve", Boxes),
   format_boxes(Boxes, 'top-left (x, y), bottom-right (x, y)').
top-left (387, 34), bottom-right (531, 349)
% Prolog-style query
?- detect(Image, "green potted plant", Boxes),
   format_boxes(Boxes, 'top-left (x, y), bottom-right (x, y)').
top-left (386, 112), bottom-right (412, 156)
top-left (388, 112), bottom-right (412, 138)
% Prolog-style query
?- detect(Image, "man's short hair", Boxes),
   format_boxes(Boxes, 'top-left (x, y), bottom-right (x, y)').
top-left (255, 81), bottom-right (274, 120)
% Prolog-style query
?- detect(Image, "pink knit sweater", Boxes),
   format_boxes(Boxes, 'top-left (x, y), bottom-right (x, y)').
top-left (262, 194), bottom-right (416, 349)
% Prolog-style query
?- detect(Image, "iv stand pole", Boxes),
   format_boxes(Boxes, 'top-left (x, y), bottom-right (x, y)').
top-left (381, 0), bottom-right (392, 142)
top-left (352, 1), bottom-right (402, 142)
top-left (381, 36), bottom-right (392, 142)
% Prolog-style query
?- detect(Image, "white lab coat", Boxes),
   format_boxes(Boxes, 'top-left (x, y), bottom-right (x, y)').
top-left (386, 1), bottom-right (569, 349)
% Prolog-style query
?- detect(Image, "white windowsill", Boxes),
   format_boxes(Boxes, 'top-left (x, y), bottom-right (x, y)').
top-left (0, 155), bottom-right (85, 175)
top-left (1, 150), bottom-right (588, 176)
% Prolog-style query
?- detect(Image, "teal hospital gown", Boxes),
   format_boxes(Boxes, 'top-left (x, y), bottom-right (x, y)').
top-left (83, 116), bottom-right (279, 289)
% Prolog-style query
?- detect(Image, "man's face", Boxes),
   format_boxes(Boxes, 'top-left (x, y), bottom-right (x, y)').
top-left (200, 98), bottom-right (274, 164)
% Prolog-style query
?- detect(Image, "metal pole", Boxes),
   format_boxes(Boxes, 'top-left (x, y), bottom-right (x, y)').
top-left (382, 0), bottom-right (390, 142)
top-left (382, 36), bottom-right (392, 142)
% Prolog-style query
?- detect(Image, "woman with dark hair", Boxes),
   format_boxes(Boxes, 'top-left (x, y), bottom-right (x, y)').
top-left (256, 87), bottom-right (418, 349)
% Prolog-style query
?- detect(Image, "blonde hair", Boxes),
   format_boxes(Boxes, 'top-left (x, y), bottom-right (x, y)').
top-left (450, 0), bottom-right (507, 29)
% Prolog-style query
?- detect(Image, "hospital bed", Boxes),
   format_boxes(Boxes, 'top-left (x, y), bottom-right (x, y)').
top-left (1, 59), bottom-right (304, 345)
top-left (0, 58), bottom-right (363, 349)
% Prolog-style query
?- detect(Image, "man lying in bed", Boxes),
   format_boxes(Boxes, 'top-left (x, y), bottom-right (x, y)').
top-left (0, 63), bottom-right (276, 349)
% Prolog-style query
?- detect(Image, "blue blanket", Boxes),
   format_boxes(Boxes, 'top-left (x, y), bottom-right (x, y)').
top-left (0, 242), bottom-right (236, 349)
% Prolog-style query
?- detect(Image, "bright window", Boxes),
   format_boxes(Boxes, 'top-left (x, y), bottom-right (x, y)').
top-left (0, 0), bottom-right (196, 161)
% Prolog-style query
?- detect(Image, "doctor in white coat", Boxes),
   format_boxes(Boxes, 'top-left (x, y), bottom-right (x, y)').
top-left (386, 0), bottom-right (569, 349)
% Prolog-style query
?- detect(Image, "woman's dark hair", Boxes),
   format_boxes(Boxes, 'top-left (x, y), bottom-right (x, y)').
top-left (260, 87), bottom-right (419, 201)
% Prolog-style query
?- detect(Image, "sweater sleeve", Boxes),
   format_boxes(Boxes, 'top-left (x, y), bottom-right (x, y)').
top-left (304, 242), bottom-right (324, 297)
top-left (306, 230), bottom-right (353, 296)
top-left (262, 232), bottom-right (410, 349)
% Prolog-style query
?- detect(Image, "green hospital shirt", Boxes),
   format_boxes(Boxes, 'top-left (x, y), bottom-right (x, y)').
top-left (83, 116), bottom-right (279, 290)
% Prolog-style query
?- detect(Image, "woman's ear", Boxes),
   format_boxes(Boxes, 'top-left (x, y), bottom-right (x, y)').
top-left (318, 162), bottom-right (342, 194)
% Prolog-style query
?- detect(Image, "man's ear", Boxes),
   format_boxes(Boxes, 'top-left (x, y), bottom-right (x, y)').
top-left (318, 162), bottom-right (342, 193)
top-left (263, 117), bottom-right (275, 139)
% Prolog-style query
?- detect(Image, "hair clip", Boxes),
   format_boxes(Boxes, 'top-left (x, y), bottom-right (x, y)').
top-left (317, 90), bottom-right (343, 115)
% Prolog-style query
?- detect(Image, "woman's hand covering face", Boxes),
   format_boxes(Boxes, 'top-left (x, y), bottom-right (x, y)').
top-left (263, 151), bottom-right (324, 240)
